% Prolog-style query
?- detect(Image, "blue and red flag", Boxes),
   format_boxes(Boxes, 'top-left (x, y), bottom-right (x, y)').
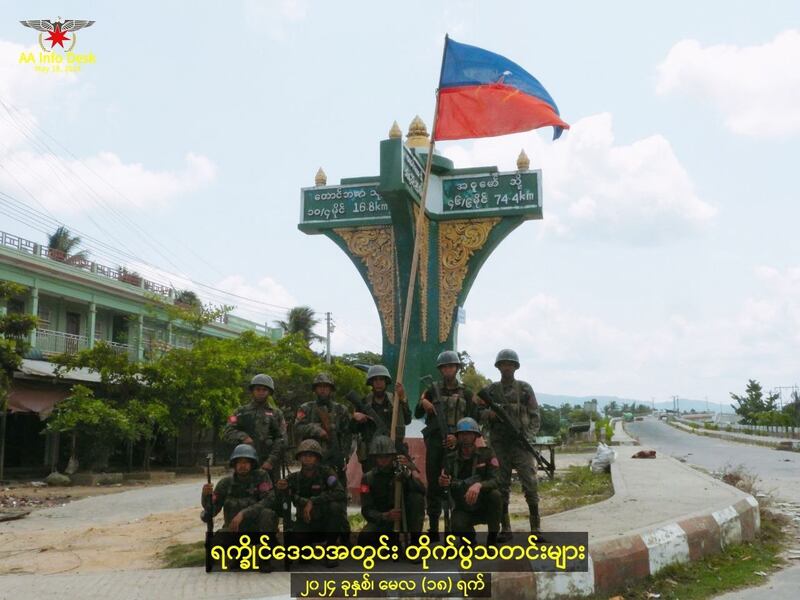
top-left (433, 37), bottom-right (569, 141)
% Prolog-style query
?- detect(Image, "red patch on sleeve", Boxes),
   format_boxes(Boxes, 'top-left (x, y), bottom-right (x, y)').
top-left (490, 457), bottom-right (499, 467)
top-left (227, 415), bottom-right (237, 424)
top-left (296, 409), bottom-right (306, 420)
top-left (360, 484), bottom-right (370, 494)
top-left (258, 481), bottom-right (272, 492)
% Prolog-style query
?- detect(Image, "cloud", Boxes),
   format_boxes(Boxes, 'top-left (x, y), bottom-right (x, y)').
top-left (440, 113), bottom-right (715, 244)
top-left (460, 265), bottom-right (800, 400)
top-left (243, 0), bottom-right (309, 41)
top-left (213, 275), bottom-right (298, 323)
top-left (656, 30), bottom-right (800, 137)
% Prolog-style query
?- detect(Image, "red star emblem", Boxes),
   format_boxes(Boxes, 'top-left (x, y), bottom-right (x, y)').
top-left (45, 24), bottom-right (70, 49)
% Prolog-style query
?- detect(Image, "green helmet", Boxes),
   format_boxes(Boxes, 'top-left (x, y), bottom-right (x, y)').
top-left (249, 373), bottom-right (275, 392)
top-left (366, 364), bottom-right (392, 385)
top-left (436, 350), bottom-right (461, 368)
top-left (312, 372), bottom-right (336, 390)
top-left (494, 349), bottom-right (520, 368)
top-left (369, 435), bottom-right (397, 456)
top-left (456, 417), bottom-right (482, 435)
top-left (295, 439), bottom-right (323, 459)
top-left (229, 444), bottom-right (259, 466)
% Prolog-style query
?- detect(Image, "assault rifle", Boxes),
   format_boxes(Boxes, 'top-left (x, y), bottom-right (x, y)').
top-left (317, 404), bottom-right (345, 476)
top-left (421, 375), bottom-right (452, 533)
top-left (476, 388), bottom-right (554, 476)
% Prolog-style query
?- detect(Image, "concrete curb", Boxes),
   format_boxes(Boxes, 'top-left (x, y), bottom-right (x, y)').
top-left (667, 419), bottom-right (800, 450)
top-left (496, 459), bottom-right (761, 599)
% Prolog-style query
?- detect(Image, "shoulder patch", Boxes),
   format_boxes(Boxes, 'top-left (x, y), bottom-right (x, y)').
top-left (326, 475), bottom-right (338, 487)
top-left (296, 409), bottom-right (306, 420)
top-left (490, 457), bottom-right (499, 467)
top-left (360, 483), bottom-right (370, 494)
top-left (227, 415), bottom-right (238, 424)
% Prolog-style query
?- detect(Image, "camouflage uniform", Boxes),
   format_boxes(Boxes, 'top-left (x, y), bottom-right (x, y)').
top-left (202, 468), bottom-right (277, 532)
top-left (414, 380), bottom-right (476, 532)
top-left (284, 463), bottom-right (347, 545)
top-left (358, 461), bottom-right (425, 542)
top-left (354, 391), bottom-right (411, 472)
top-left (445, 445), bottom-right (502, 539)
top-left (223, 400), bottom-right (287, 483)
top-left (294, 399), bottom-right (354, 484)
top-left (480, 379), bottom-right (541, 531)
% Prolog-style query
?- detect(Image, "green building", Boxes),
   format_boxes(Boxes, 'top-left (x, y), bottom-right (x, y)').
top-left (0, 228), bottom-right (281, 475)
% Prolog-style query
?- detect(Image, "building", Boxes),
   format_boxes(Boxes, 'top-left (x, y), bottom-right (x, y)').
top-left (1, 228), bottom-right (282, 475)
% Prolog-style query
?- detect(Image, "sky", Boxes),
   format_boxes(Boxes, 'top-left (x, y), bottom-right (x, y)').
top-left (0, 1), bottom-right (798, 406)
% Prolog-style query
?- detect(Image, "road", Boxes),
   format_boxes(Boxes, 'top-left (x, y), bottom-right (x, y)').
top-left (628, 418), bottom-right (800, 599)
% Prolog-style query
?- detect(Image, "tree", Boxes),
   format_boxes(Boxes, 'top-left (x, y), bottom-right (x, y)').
top-left (174, 289), bottom-right (201, 308)
top-left (458, 350), bottom-right (491, 391)
top-left (339, 351), bottom-right (383, 369)
top-left (730, 379), bottom-right (779, 425)
top-left (277, 306), bottom-right (322, 344)
top-left (47, 226), bottom-right (89, 263)
top-left (1, 281), bottom-right (38, 479)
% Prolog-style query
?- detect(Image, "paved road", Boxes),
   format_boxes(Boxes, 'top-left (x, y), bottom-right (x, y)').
top-left (628, 418), bottom-right (800, 600)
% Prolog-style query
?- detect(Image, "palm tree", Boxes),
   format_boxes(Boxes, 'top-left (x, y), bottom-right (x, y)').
top-left (175, 289), bottom-right (201, 308)
top-left (277, 306), bottom-right (323, 344)
top-left (47, 226), bottom-right (89, 263)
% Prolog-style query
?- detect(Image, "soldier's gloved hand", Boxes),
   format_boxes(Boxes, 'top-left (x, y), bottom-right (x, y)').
top-left (303, 500), bottom-right (314, 523)
top-left (262, 461), bottom-right (272, 471)
top-left (230, 511), bottom-right (245, 532)
top-left (319, 429), bottom-right (329, 440)
top-left (383, 508), bottom-right (402, 523)
top-left (353, 412), bottom-right (369, 423)
top-left (438, 471), bottom-right (451, 488)
top-left (445, 434), bottom-right (457, 450)
top-left (276, 479), bottom-right (289, 491)
top-left (420, 397), bottom-right (436, 415)
top-left (465, 482), bottom-right (482, 506)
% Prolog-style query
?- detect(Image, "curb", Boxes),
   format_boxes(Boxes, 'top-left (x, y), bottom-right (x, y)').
top-left (492, 460), bottom-right (761, 599)
top-left (666, 420), bottom-right (800, 450)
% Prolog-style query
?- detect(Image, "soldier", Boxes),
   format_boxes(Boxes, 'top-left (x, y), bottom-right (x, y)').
top-left (276, 439), bottom-right (345, 567)
top-left (223, 374), bottom-right (287, 484)
top-left (414, 350), bottom-right (477, 541)
top-left (353, 365), bottom-right (411, 473)
top-left (295, 372), bottom-right (355, 541)
top-left (477, 349), bottom-right (541, 541)
top-left (201, 444), bottom-right (277, 534)
top-left (438, 418), bottom-right (502, 545)
top-left (358, 435), bottom-right (425, 545)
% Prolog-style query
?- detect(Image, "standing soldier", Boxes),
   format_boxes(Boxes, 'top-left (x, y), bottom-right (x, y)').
top-left (353, 365), bottom-right (411, 473)
top-left (439, 418), bottom-right (502, 545)
top-left (223, 374), bottom-right (287, 484)
top-left (477, 349), bottom-right (541, 541)
top-left (276, 439), bottom-right (345, 567)
top-left (295, 372), bottom-right (354, 540)
top-left (414, 350), bottom-right (477, 541)
top-left (358, 435), bottom-right (425, 544)
top-left (201, 444), bottom-right (277, 534)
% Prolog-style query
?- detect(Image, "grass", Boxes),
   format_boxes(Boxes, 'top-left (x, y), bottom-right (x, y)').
top-left (160, 540), bottom-right (206, 569)
top-left (594, 466), bottom-right (792, 600)
top-left (513, 465), bottom-right (613, 514)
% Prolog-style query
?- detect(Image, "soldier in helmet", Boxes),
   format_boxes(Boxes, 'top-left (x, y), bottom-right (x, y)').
top-left (477, 349), bottom-right (541, 540)
top-left (353, 365), bottom-right (411, 473)
top-left (223, 373), bottom-right (287, 484)
top-left (358, 435), bottom-right (425, 544)
top-left (276, 439), bottom-right (345, 567)
top-left (414, 350), bottom-right (477, 541)
top-left (438, 418), bottom-right (501, 545)
top-left (201, 444), bottom-right (277, 534)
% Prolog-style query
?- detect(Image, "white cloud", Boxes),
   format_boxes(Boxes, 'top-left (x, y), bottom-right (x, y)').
top-left (213, 274), bottom-right (298, 323)
top-left (460, 265), bottom-right (800, 400)
top-left (440, 113), bottom-right (715, 244)
top-left (243, 0), bottom-right (309, 41)
top-left (656, 30), bottom-right (800, 137)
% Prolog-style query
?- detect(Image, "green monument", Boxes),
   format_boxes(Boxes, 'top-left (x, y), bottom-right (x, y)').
top-left (298, 117), bottom-right (543, 407)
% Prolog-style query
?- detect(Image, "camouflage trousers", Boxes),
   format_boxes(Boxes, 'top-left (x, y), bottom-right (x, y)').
top-left (451, 488), bottom-right (503, 534)
top-left (494, 441), bottom-right (539, 507)
top-left (221, 505), bottom-right (277, 533)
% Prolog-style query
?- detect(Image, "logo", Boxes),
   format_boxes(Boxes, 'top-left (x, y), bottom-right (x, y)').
top-left (20, 18), bottom-right (95, 52)
top-left (18, 17), bottom-right (96, 73)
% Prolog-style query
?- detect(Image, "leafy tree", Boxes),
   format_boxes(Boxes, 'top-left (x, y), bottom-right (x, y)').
top-left (458, 351), bottom-right (491, 392)
top-left (539, 405), bottom-right (561, 437)
top-left (174, 289), bottom-right (201, 308)
top-left (339, 351), bottom-right (383, 369)
top-left (277, 306), bottom-right (322, 344)
top-left (47, 226), bottom-right (89, 263)
top-left (730, 379), bottom-right (779, 425)
top-left (1, 281), bottom-right (38, 479)
top-left (604, 400), bottom-right (619, 417)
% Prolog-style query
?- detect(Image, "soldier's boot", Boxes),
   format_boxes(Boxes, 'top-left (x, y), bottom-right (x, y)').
top-left (427, 514), bottom-right (440, 543)
top-left (486, 531), bottom-right (499, 546)
top-left (497, 506), bottom-right (513, 543)
top-left (529, 503), bottom-right (543, 538)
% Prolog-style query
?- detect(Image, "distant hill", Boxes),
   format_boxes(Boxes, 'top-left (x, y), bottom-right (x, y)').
top-left (538, 393), bottom-right (737, 415)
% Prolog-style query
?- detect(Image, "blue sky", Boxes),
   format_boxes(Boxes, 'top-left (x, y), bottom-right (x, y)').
top-left (1, 1), bottom-right (799, 406)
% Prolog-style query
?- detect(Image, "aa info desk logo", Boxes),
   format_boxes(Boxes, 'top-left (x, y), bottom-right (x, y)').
top-left (18, 17), bottom-right (96, 73)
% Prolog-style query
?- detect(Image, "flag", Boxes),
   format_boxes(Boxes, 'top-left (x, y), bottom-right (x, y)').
top-left (433, 37), bottom-right (569, 141)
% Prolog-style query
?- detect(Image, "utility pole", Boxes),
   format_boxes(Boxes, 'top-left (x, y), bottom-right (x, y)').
top-left (325, 312), bottom-right (334, 365)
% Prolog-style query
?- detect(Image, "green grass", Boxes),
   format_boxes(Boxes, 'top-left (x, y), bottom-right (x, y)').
top-left (160, 540), bottom-right (206, 568)
top-left (516, 465), bottom-right (613, 514)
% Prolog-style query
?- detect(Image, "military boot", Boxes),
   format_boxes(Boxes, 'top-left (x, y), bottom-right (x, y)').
top-left (529, 503), bottom-right (541, 533)
top-left (427, 515), bottom-right (440, 543)
top-left (496, 507), bottom-right (513, 543)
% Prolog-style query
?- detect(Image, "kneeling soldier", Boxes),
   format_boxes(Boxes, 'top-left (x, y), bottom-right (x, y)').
top-left (201, 444), bottom-right (277, 533)
top-left (358, 435), bottom-right (425, 545)
top-left (438, 418), bottom-right (502, 545)
top-left (276, 439), bottom-right (346, 567)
